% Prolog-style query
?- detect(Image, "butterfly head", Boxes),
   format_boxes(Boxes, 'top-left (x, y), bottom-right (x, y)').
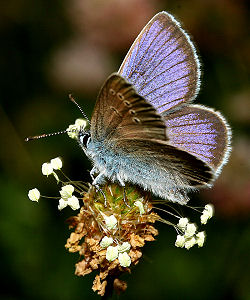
top-left (78, 128), bottom-right (91, 149)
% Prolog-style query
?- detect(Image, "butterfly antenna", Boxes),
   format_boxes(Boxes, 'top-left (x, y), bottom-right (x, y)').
top-left (69, 94), bottom-right (90, 123)
top-left (25, 130), bottom-right (67, 142)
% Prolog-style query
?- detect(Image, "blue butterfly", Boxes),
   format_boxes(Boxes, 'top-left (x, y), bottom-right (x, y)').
top-left (77, 11), bottom-right (231, 204)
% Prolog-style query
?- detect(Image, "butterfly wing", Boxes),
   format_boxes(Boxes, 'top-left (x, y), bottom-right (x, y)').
top-left (91, 73), bottom-right (167, 143)
top-left (118, 11), bottom-right (200, 114)
top-left (112, 138), bottom-right (213, 203)
top-left (90, 74), bottom-right (213, 204)
top-left (164, 105), bottom-right (231, 176)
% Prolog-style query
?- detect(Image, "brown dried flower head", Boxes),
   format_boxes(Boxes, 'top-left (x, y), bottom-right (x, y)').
top-left (65, 183), bottom-right (159, 296)
top-left (28, 155), bottom-right (214, 297)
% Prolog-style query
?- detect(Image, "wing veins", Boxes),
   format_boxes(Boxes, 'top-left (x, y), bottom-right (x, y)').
top-left (173, 141), bottom-right (216, 146)
top-left (132, 29), bottom-right (183, 85)
top-left (139, 56), bottom-right (191, 93)
top-left (127, 25), bottom-right (168, 79)
top-left (143, 73), bottom-right (191, 98)
top-left (166, 121), bottom-right (214, 128)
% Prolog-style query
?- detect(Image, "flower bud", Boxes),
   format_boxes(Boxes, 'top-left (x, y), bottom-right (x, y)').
top-left (104, 215), bottom-right (118, 230)
top-left (106, 246), bottom-right (119, 262)
top-left (118, 252), bottom-right (131, 267)
top-left (68, 196), bottom-right (80, 210)
top-left (50, 157), bottom-right (63, 170)
top-left (60, 184), bottom-right (74, 200)
top-left (41, 163), bottom-right (53, 176)
top-left (175, 235), bottom-right (185, 248)
top-left (28, 188), bottom-right (40, 202)
top-left (100, 236), bottom-right (113, 248)
top-left (177, 217), bottom-right (189, 231)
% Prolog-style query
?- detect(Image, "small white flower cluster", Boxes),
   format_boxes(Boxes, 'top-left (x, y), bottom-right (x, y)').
top-left (28, 157), bottom-right (80, 211)
top-left (58, 184), bottom-right (80, 211)
top-left (175, 204), bottom-right (214, 250)
top-left (175, 218), bottom-right (205, 250)
top-left (100, 234), bottom-right (132, 268)
top-left (99, 214), bottom-right (131, 267)
top-left (41, 157), bottom-right (63, 182)
top-left (67, 119), bottom-right (87, 140)
top-left (28, 157), bottom-right (63, 202)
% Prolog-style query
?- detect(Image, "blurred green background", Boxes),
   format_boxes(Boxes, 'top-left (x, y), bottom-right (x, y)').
top-left (1, 0), bottom-right (250, 299)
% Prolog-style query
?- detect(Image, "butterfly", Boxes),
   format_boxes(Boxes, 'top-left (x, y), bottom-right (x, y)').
top-left (77, 11), bottom-right (231, 204)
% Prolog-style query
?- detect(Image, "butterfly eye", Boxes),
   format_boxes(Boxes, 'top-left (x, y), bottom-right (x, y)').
top-left (117, 93), bottom-right (124, 100)
top-left (109, 89), bottom-right (116, 95)
top-left (79, 132), bottom-right (91, 147)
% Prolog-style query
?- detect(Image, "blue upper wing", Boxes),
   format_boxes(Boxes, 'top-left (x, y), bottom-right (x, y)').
top-left (118, 11), bottom-right (200, 114)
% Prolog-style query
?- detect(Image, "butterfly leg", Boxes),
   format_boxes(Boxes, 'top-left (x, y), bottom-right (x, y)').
top-left (123, 186), bottom-right (131, 208)
top-left (117, 174), bottom-right (130, 208)
top-left (92, 172), bottom-right (108, 206)
top-left (95, 185), bottom-right (107, 207)
top-left (90, 166), bottom-right (99, 181)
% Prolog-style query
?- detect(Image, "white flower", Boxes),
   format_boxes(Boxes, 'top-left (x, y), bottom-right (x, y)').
top-left (204, 204), bottom-right (214, 216)
top-left (41, 162), bottom-right (53, 176)
top-left (134, 200), bottom-right (145, 215)
top-left (58, 195), bottom-right (80, 211)
top-left (201, 204), bottom-right (214, 224)
top-left (100, 236), bottom-right (113, 248)
top-left (184, 237), bottom-right (196, 250)
top-left (177, 217), bottom-right (189, 231)
top-left (201, 214), bottom-right (208, 224)
top-left (67, 196), bottom-right (80, 210)
top-left (118, 252), bottom-right (131, 267)
top-left (104, 215), bottom-right (118, 230)
top-left (67, 119), bottom-right (87, 140)
top-left (118, 242), bottom-right (131, 253)
top-left (184, 223), bottom-right (197, 238)
top-left (175, 235), bottom-right (185, 248)
top-left (67, 124), bottom-right (78, 139)
top-left (28, 188), bottom-right (40, 202)
top-left (59, 184), bottom-right (74, 200)
top-left (106, 246), bottom-right (119, 262)
top-left (196, 231), bottom-right (206, 247)
top-left (75, 118), bottom-right (87, 128)
top-left (50, 157), bottom-right (63, 170)
top-left (58, 198), bottom-right (68, 210)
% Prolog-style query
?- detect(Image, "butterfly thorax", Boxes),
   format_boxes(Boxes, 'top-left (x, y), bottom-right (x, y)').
top-left (84, 139), bottom-right (121, 179)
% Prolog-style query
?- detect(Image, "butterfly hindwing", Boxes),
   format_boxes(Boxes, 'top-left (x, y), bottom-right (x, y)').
top-left (109, 138), bottom-right (214, 203)
top-left (164, 104), bottom-right (231, 176)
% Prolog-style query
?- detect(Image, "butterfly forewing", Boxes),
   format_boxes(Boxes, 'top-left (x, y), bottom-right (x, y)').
top-left (91, 74), bottom-right (167, 143)
top-left (118, 11), bottom-right (200, 114)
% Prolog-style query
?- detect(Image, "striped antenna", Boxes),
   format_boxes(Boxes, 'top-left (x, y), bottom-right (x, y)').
top-left (25, 130), bottom-right (67, 142)
top-left (25, 94), bottom-right (89, 142)
top-left (69, 94), bottom-right (90, 123)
